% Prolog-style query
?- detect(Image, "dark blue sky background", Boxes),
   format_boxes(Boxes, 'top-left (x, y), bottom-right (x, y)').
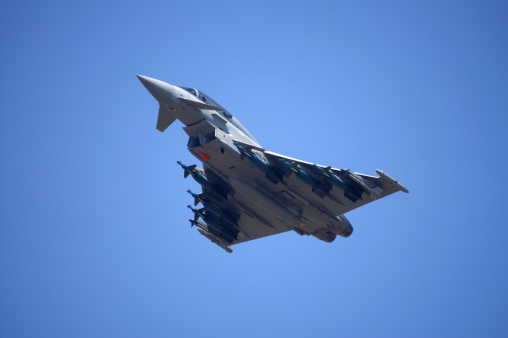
top-left (1, 1), bottom-right (507, 337)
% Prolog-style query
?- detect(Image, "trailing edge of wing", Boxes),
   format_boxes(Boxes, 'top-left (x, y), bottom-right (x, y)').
top-left (179, 97), bottom-right (223, 111)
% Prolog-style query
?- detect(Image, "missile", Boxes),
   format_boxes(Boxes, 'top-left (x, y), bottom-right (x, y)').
top-left (187, 190), bottom-right (205, 206)
top-left (187, 205), bottom-right (207, 222)
top-left (280, 160), bottom-right (329, 197)
top-left (189, 219), bottom-right (207, 230)
top-left (187, 190), bottom-right (237, 223)
top-left (280, 159), bottom-right (299, 175)
top-left (234, 142), bottom-right (281, 184)
top-left (311, 165), bottom-right (363, 202)
top-left (205, 218), bottom-right (238, 243)
top-left (177, 161), bottom-right (213, 189)
top-left (313, 164), bottom-right (348, 191)
top-left (234, 142), bottom-right (254, 160)
top-left (177, 161), bottom-right (195, 178)
top-left (340, 169), bottom-right (381, 198)
top-left (280, 159), bottom-right (317, 186)
top-left (376, 170), bottom-right (409, 193)
top-left (234, 142), bottom-right (269, 169)
top-left (205, 203), bottom-right (236, 224)
top-left (313, 164), bottom-right (332, 178)
top-left (188, 205), bottom-right (238, 242)
top-left (196, 227), bottom-right (233, 253)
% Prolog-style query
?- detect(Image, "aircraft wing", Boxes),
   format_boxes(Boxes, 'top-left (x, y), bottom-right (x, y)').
top-left (198, 166), bottom-right (291, 245)
top-left (189, 146), bottom-right (408, 252)
top-left (262, 150), bottom-right (409, 217)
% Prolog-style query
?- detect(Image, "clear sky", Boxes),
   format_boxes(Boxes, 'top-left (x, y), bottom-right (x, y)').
top-left (1, 1), bottom-right (507, 337)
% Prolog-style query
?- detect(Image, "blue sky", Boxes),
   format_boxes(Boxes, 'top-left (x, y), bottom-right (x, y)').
top-left (1, 1), bottom-right (507, 337)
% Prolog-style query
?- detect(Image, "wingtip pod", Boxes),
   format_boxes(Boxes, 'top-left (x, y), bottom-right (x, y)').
top-left (375, 170), bottom-right (409, 193)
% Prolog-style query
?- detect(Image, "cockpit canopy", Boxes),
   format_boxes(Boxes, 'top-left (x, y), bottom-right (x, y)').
top-left (179, 86), bottom-right (258, 144)
top-left (181, 87), bottom-right (233, 119)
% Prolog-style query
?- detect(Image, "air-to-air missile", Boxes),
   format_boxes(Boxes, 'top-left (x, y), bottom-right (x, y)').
top-left (187, 205), bottom-right (206, 220)
top-left (187, 205), bottom-right (238, 243)
top-left (190, 219), bottom-right (233, 253)
top-left (177, 161), bottom-right (213, 189)
top-left (340, 169), bottom-right (381, 199)
top-left (313, 164), bottom-right (348, 191)
top-left (234, 142), bottom-right (282, 184)
top-left (187, 190), bottom-right (206, 206)
top-left (234, 141), bottom-right (270, 170)
top-left (179, 162), bottom-right (229, 199)
top-left (187, 190), bottom-right (238, 224)
top-left (279, 159), bottom-right (328, 198)
top-left (196, 227), bottom-right (233, 253)
top-left (311, 164), bottom-right (364, 203)
top-left (280, 159), bottom-right (317, 186)
top-left (189, 219), bottom-right (206, 229)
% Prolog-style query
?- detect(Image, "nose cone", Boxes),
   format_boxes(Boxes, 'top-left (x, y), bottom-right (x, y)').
top-left (136, 74), bottom-right (175, 103)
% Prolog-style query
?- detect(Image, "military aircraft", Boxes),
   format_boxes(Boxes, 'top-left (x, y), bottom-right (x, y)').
top-left (137, 75), bottom-right (408, 253)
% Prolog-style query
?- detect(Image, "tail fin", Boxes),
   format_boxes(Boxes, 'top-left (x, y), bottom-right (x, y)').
top-left (156, 105), bottom-right (176, 132)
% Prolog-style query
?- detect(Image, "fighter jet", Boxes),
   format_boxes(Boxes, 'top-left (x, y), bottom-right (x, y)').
top-left (137, 75), bottom-right (409, 253)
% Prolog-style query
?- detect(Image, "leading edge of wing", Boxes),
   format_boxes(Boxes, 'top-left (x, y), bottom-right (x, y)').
top-left (264, 150), bottom-right (408, 194)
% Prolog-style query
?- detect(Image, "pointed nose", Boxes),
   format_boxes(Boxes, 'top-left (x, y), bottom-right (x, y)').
top-left (136, 74), bottom-right (176, 103)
